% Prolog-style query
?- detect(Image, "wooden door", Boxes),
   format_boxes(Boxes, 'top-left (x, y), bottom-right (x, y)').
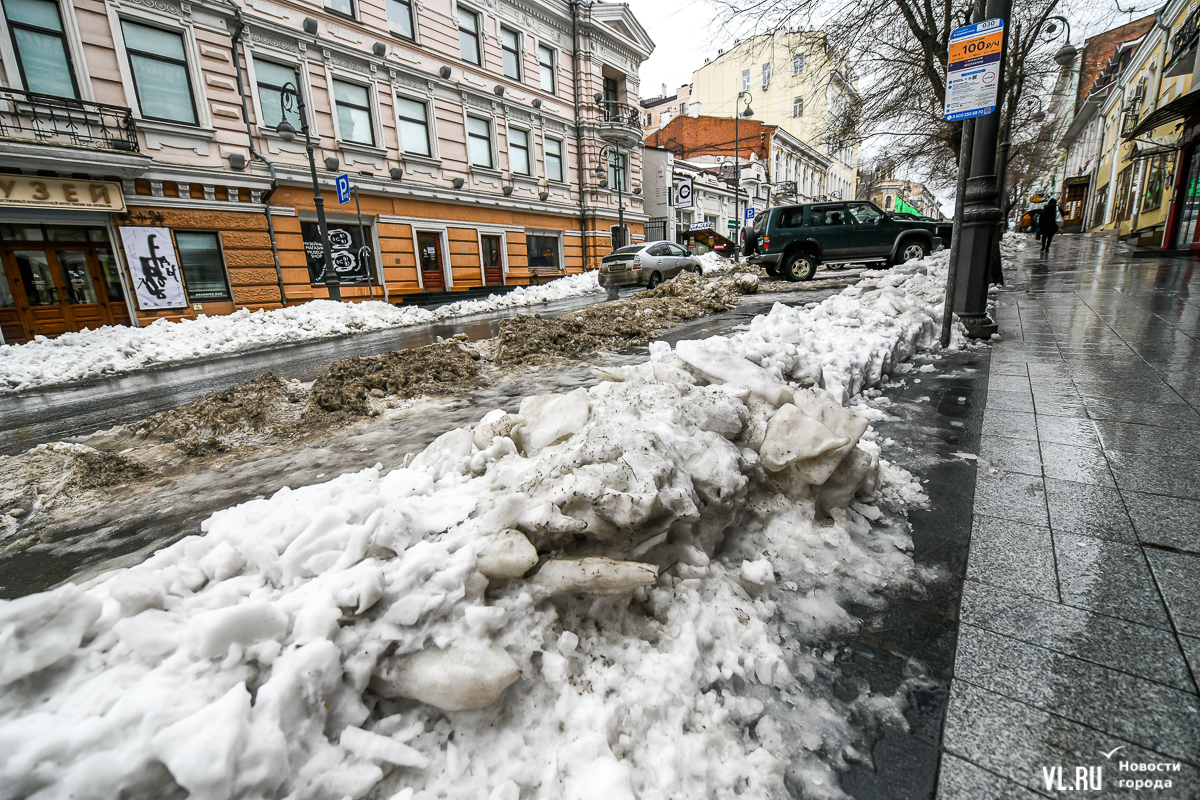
top-left (0, 259), bottom-right (25, 343)
top-left (8, 249), bottom-right (71, 337)
top-left (417, 232), bottom-right (445, 291)
top-left (54, 249), bottom-right (111, 331)
top-left (481, 235), bottom-right (503, 286)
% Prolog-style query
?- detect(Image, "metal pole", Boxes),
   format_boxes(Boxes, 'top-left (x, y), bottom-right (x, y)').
top-left (940, 0), bottom-right (988, 346)
top-left (290, 76), bottom-right (340, 302)
top-left (353, 185), bottom-right (373, 301)
top-left (617, 144), bottom-right (624, 245)
top-left (949, 0), bottom-right (1007, 339)
top-left (734, 110), bottom-right (740, 261)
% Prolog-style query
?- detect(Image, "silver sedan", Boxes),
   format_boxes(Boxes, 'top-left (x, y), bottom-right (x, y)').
top-left (598, 240), bottom-right (703, 297)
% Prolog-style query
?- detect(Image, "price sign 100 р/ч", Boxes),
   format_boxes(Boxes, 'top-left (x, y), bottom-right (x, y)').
top-left (944, 18), bottom-right (1005, 122)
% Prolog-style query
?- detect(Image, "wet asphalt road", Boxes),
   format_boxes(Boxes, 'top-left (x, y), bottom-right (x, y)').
top-left (0, 280), bottom-right (846, 455)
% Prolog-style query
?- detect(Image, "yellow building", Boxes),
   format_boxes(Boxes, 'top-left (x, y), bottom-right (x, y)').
top-left (689, 32), bottom-right (859, 202)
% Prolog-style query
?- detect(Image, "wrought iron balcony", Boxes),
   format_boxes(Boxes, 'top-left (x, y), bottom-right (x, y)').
top-left (0, 87), bottom-right (139, 153)
top-left (587, 101), bottom-right (643, 148)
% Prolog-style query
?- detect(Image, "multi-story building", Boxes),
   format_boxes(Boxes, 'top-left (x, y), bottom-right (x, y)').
top-left (689, 31), bottom-right (859, 203)
top-left (0, 0), bottom-right (653, 343)
top-left (859, 163), bottom-right (944, 219)
top-left (639, 83), bottom-right (692, 134)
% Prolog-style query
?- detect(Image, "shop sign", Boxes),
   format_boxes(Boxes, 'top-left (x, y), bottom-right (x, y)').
top-left (301, 222), bottom-right (374, 284)
top-left (0, 176), bottom-right (125, 211)
top-left (674, 176), bottom-right (694, 208)
top-left (689, 221), bottom-right (713, 231)
top-left (118, 226), bottom-right (187, 310)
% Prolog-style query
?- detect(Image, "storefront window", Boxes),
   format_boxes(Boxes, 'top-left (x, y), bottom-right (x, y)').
top-left (14, 250), bottom-right (56, 305)
top-left (1174, 152), bottom-right (1200, 249)
top-left (526, 234), bottom-right (559, 270)
top-left (96, 248), bottom-right (125, 303)
top-left (174, 231), bottom-right (230, 302)
top-left (57, 251), bottom-right (96, 303)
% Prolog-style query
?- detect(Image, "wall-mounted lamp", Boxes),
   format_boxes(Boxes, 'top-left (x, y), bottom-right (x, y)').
top-left (531, 98), bottom-right (542, 109)
top-left (593, 92), bottom-right (603, 103)
top-left (632, 186), bottom-right (642, 196)
top-left (440, 66), bottom-right (452, 79)
top-left (302, 17), bottom-right (318, 34)
top-left (538, 190), bottom-right (549, 201)
top-left (227, 153), bottom-right (247, 170)
top-left (372, 42), bottom-right (387, 57)
top-left (599, 178), bottom-right (609, 189)
top-left (390, 167), bottom-right (404, 181)
top-left (452, 177), bottom-right (465, 189)
top-left (493, 85), bottom-right (505, 96)
top-left (502, 185), bottom-right (514, 196)
top-left (324, 157), bottom-right (340, 171)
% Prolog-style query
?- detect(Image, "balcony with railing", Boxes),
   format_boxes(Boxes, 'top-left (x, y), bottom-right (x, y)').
top-left (587, 100), bottom-right (643, 148)
top-left (0, 87), bottom-right (139, 153)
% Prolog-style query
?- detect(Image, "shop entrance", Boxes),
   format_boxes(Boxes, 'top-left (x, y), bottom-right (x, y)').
top-left (417, 232), bottom-right (445, 291)
top-left (0, 224), bottom-right (131, 344)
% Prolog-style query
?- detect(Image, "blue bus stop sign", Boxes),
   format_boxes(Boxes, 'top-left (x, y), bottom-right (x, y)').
top-left (335, 174), bottom-right (351, 204)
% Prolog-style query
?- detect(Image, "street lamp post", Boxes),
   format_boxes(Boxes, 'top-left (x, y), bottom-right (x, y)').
top-left (275, 75), bottom-right (340, 301)
top-left (596, 143), bottom-right (625, 248)
top-left (733, 91), bottom-right (754, 259)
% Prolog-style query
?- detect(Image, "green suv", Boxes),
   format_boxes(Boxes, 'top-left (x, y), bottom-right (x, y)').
top-left (744, 200), bottom-right (943, 281)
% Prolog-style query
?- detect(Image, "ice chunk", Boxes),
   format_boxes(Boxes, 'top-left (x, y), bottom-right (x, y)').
top-left (472, 411), bottom-right (521, 450)
top-left (475, 529), bottom-right (539, 579)
top-left (370, 641), bottom-right (521, 711)
top-left (516, 388), bottom-right (592, 452)
top-left (529, 557), bottom-right (658, 596)
top-left (339, 726), bottom-right (429, 768)
top-left (788, 390), bottom-right (870, 485)
top-left (734, 273), bottom-right (760, 294)
top-left (113, 608), bottom-right (185, 658)
top-left (188, 601), bottom-right (289, 660)
top-left (758, 404), bottom-right (849, 472)
top-left (676, 339), bottom-right (792, 406)
top-left (0, 584), bottom-right (101, 686)
top-left (107, 567), bottom-right (167, 614)
top-left (739, 559), bottom-right (775, 588)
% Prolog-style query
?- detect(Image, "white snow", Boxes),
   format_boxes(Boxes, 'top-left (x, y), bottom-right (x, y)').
top-left (0, 242), bottom-right (997, 799)
top-left (0, 272), bottom-right (603, 395)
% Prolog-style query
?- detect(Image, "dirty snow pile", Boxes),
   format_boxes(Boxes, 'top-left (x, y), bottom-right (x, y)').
top-left (0, 272), bottom-right (602, 395)
top-left (695, 250), bottom-right (737, 276)
top-left (0, 249), bottom-right (961, 800)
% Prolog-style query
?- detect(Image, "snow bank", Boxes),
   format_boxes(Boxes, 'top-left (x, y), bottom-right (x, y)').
top-left (0, 246), bottom-right (975, 800)
top-left (0, 272), bottom-right (602, 395)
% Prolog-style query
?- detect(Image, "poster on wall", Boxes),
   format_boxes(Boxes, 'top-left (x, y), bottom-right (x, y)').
top-left (301, 222), bottom-right (374, 285)
top-left (118, 226), bottom-right (187, 310)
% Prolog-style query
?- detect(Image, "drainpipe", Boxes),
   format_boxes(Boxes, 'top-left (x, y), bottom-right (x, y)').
top-left (570, 0), bottom-right (590, 272)
top-left (227, 0), bottom-right (287, 305)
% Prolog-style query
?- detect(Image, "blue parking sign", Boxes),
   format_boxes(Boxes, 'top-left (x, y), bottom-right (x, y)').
top-left (335, 174), bottom-right (351, 204)
top-left (745, 207), bottom-right (755, 220)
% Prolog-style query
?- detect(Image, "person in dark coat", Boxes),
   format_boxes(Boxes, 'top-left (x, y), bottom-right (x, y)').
top-left (1037, 197), bottom-right (1060, 253)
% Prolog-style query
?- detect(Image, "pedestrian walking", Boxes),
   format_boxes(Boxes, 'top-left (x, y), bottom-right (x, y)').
top-left (1037, 197), bottom-right (1061, 253)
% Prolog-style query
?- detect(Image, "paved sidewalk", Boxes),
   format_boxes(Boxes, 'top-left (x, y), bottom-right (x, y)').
top-left (937, 236), bottom-right (1200, 797)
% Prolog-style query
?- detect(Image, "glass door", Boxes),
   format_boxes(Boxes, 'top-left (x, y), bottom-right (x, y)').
top-left (55, 249), bottom-right (109, 331)
top-left (1174, 150), bottom-right (1200, 250)
top-left (417, 232), bottom-right (444, 291)
top-left (481, 235), bottom-right (503, 285)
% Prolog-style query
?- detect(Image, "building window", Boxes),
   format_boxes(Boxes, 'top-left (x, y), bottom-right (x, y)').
top-left (509, 127), bottom-right (530, 175)
top-left (467, 115), bottom-right (492, 168)
top-left (608, 150), bottom-right (627, 191)
top-left (792, 96), bottom-right (803, 118)
top-left (457, 6), bottom-right (480, 65)
top-left (545, 137), bottom-right (563, 182)
top-left (792, 51), bottom-right (804, 75)
top-left (538, 44), bottom-right (555, 93)
top-left (324, 0), bottom-right (353, 18)
top-left (333, 80), bottom-right (374, 145)
top-left (526, 233), bottom-right (560, 270)
top-left (741, 69), bottom-right (749, 92)
top-left (643, 112), bottom-right (652, 125)
top-left (386, 0), bottom-right (414, 39)
top-left (254, 58), bottom-right (301, 131)
top-left (121, 21), bottom-right (198, 125)
top-left (395, 95), bottom-right (431, 156)
top-left (761, 63), bottom-right (771, 89)
top-left (884, 195), bottom-right (892, 210)
top-left (679, 101), bottom-right (688, 115)
top-left (4, 0), bottom-right (77, 98)
top-left (501, 26), bottom-right (520, 80)
top-left (175, 231), bottom-right (230, 302)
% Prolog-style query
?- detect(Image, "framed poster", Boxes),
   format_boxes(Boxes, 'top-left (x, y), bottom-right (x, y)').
top-left (301, 222), bottom-right (374, 285)
top-left (118, 226), bottom-right (187, 310)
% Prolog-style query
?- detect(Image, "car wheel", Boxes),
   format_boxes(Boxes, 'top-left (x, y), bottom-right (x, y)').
top-left (783, 252), bottom-right (817, 282)
top-left (898, 241), bottom-right (928, 264)
top-left (647, 271), bottom-right (663, 288)
top-left (693, 265), bottom-right (703, 276)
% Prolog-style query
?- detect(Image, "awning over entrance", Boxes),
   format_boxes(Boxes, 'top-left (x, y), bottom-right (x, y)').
top-left (1124, 89), bottom-right (1200, 140)
top-left (686, 228), bottom-right (736, 255)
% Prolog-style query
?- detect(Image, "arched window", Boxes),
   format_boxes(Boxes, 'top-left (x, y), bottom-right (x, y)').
top-left (885, 195), bottom-right (893, 210)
